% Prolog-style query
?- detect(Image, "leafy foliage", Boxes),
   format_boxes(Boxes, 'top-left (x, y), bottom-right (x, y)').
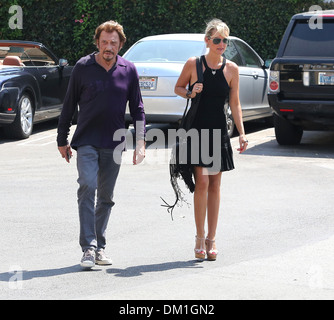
top-left (0, 0), bottom-right (333, 64)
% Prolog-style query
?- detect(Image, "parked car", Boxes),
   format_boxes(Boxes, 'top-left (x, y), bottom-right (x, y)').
top-left (123, 33), bottom-right (272, 136)
top-left (0, 40), bottom-right (72, 139)
top-left (268, 10), bottom-right (334, 145)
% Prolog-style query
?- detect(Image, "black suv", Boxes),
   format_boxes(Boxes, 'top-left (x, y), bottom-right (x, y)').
top-left (268, 10), bottom-right (334, 145)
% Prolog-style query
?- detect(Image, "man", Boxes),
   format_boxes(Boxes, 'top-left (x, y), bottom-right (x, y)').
top-left (57, 21), bottom-right (145, 269)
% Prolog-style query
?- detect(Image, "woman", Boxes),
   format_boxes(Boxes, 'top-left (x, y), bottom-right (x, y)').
top-left (174, 19), bottom-right (248, 261)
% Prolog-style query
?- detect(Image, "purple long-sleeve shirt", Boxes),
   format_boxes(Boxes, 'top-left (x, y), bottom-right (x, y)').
top-left (57, 53), bottom-right (145, 150)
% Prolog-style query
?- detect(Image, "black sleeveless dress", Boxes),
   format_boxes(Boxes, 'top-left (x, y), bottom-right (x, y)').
top-left (190, 56), bottom-right (234, 172)
top-left (161, 56), bottom-right (235, 218)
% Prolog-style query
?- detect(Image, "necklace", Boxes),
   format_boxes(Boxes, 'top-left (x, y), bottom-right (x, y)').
top-left (210, 59), bottom-right (222, 75)
top-left (205, 56), bottom-right (223, 75)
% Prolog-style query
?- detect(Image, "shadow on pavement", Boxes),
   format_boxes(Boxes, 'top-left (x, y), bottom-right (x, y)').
top-left (0, 119), bottom-right (59, 145)
top-left (245, 130), bottom-right (334, 159)
top-left (107, 260), bottom-right (204, 278)
top-left (0, 264), bottom-right (99, 282)
top-left (0, 260), bottom-right (203, 282)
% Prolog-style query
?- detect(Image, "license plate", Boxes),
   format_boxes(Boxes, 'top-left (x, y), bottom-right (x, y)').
top-left (319, 72), bottom-right (334, 85)
top-left (139, 77), bottom-right (157, 90)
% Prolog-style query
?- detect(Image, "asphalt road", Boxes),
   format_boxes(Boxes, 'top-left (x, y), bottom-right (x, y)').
top-left (1, 120), bottom-right (334, 301)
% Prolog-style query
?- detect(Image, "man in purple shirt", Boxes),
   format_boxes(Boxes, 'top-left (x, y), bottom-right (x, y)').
top-left (57, 21), bottom-right (145, 269)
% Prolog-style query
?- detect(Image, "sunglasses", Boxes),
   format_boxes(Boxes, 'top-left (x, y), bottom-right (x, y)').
top-left (208, 37), bottom-right (229, 45)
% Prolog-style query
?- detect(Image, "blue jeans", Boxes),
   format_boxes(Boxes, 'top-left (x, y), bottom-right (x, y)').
top-left (76, 146), bottom-right (122, 251)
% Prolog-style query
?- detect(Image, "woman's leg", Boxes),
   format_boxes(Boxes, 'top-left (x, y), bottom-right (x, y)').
top-left (207, 172), bottom-right (222, 242)
top-left (193, 166), bottom-right (209, 250)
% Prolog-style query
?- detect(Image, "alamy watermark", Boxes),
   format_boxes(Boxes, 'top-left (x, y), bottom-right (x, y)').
top-left (8, 265), bottom-right (23, 290)
top-left (309, 5), bottom-right (326, 30)
top-left (114, 122), bottom-right (228, 175)
top-left (5, 4), bottom-right (329, 31)
top-left (8, 5), bottom-right (23, 30)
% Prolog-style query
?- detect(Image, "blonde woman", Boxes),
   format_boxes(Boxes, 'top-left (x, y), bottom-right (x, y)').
top-left (175, 19), bottom-right (248, 260)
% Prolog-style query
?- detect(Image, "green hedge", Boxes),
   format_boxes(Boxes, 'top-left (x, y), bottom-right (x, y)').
top-left (1, 0), bottom-right (333, 64)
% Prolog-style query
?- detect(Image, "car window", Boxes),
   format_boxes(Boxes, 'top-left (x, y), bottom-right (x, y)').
top-left (0, 46), bottom-right (56, 67)
top-left (223, 40), bottom-right (243, 66)
top-left (233, 40), bottom-right (262, 68)
top-left (283, 20), bottom-right (334, 57)
top-left (124, 40), bottom-right (206, 62)
top-left (24, 48), bottom-right (56, 66)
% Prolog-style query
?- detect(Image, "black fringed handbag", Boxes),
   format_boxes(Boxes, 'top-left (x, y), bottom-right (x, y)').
top-left (161, 56), bottom-right (204, 220)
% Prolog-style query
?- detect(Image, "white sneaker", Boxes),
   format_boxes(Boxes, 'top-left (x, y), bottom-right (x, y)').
top-left (95, 248), bottom-right (112, 265)
top-left (80, 248), bottom-right (95, 269)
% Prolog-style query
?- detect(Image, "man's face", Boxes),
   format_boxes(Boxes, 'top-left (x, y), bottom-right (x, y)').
top-left (97, 30), bottom-right (122, 63)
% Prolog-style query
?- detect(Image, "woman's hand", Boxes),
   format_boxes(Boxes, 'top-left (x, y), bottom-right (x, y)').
top-left (175, 57), bottom-right (202, 99)
top-left (192, 83), bottom-right (203, 97)
top-left (237, 134), bottom-right (248, 153)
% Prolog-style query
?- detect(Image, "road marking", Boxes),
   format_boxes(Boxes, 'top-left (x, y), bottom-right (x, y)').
top-left (17, 133), bottom-right (57, 146)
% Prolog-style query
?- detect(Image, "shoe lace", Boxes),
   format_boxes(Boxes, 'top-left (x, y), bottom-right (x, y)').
top-left (84, 249), bottom-right (95, 257)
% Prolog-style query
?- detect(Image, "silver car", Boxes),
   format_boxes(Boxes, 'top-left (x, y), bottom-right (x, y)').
top-left (123, 33), bottom-right (272, 136)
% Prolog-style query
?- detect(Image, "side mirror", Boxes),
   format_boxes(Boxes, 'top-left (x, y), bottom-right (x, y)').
top-left (59, 58), bottom-right (68, 67)
top-left (263, 59), bottom-right (273, 69)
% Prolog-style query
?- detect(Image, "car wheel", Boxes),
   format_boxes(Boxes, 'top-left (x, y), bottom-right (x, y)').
top-left (4, 94), bottom-right (34, 139)
top-left (274, 114), bottom-right (303, 145)
top-left (224, 103), bottom-right (235, 138)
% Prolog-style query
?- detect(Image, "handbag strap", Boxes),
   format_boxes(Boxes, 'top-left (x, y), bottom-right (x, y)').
top-left (196, 55), bottom-right (204, 83)
top-left (181, 97), bottom-right (190, 121)
top-left (180, 56), bottom-right (203, 125)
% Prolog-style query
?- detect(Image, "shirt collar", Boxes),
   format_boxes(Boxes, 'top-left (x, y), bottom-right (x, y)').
top-left (85, 52), bottom-right (127, 68)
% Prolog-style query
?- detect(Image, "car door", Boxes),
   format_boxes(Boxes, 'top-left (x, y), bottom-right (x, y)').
top-left (233, 39), bottom-right (270, 119)
top-left (223, 40), bottom-right (254, 118)
top-left (25, 47), bottom-right (63, 119)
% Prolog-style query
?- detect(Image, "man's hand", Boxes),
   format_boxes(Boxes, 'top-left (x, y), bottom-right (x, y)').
top-left (133, 140), bottom-right (145, 165)
top-left (58, 145), bottom-right (72, 163)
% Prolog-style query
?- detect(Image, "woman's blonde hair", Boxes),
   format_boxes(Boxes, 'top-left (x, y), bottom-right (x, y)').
top-left (205, 19), bottom-right (230, 39)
